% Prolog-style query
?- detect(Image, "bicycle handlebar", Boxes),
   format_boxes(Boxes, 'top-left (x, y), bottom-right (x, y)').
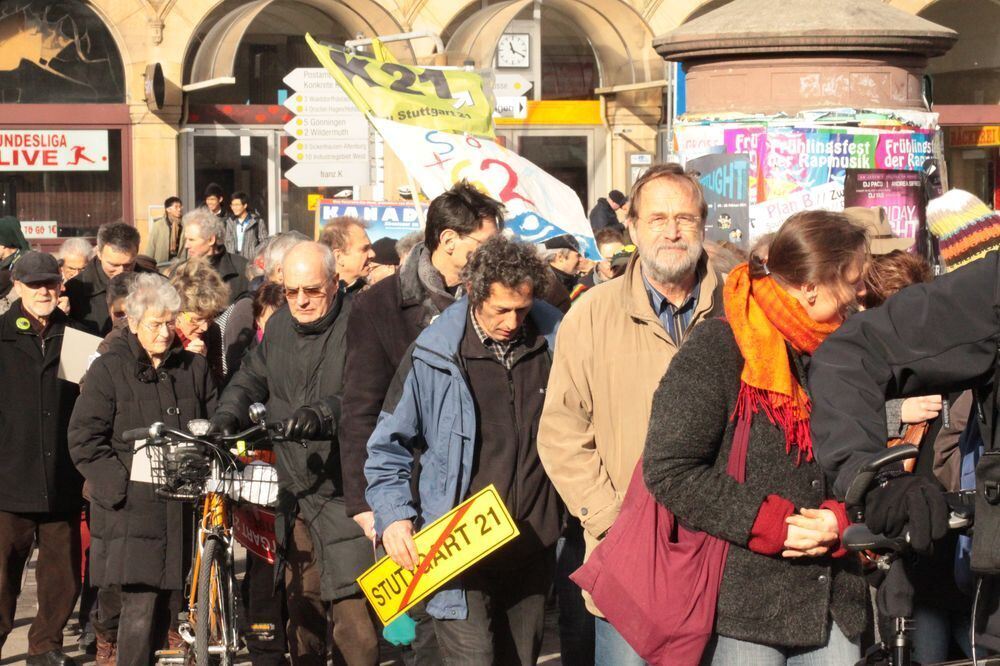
top-left (844, 444), bottom-right (919, 521)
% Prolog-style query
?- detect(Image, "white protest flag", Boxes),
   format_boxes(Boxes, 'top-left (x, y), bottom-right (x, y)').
top-left (370, 117), bottom-right (598, 258)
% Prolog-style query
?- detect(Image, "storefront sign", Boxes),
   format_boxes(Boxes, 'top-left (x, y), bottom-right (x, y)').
top-left (315, 199), bottom-right (423, 239)
top-left (0, 130), bottom-right (108, 172)
top-left (844, 169), bottom-right (923, 242)
top-left (948, 125), bottom-right (1000, 148)
top-left (357, 485), bottom-right (519, 626)
top-left (688, 154), bottom-right (751, 249)
top-left (371, 117), bottom-right (598, 258)
top-left (306, 33), bottom-right (496, 138)
top-left (19, 221), bottom-right (58, 239)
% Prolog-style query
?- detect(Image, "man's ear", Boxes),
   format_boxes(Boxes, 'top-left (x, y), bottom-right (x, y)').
top-left (439, 229), bottom-right (458, 254)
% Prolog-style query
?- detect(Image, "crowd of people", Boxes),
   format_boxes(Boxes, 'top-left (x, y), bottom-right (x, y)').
top-left (0, 167), bottom-right (998, 666)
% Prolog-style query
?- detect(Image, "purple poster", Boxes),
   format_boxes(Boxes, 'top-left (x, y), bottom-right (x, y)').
top-left (843, 169), bottom-right (924, 241)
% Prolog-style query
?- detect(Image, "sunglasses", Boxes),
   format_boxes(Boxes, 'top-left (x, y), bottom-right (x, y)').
top-left (284, 285), bottom-right (327, 300)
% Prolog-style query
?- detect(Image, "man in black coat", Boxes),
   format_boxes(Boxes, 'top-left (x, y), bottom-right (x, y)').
top-left (211, 242), bottom-right (377, 666)
top-left (173, 209), bottom-right (250, 305)
top-left (65, 221), bottom-right (142, 336)
top-left (0, 252), bottom-right (83, 666)
top-left (339, 182), bottom-right (503, 538)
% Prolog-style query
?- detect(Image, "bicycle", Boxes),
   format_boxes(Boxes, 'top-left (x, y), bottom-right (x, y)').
top-left (123, 403), bottom-right (300, 665)
top-left (842, 444), bottom-right (976, 666)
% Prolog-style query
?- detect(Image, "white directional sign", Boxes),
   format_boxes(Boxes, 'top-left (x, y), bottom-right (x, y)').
top-left (493, 96), bottom-right (528, 119)
top-left (285, 161), bottom-right (372, 187)
top-left (283, 67), bottom-right (372, 188)
top-left (284, 139), bottom-right (370, 163)
top-left (283, 68), bottom-right (346, 94)
top-left (493, 74), bottom-right (532, 97)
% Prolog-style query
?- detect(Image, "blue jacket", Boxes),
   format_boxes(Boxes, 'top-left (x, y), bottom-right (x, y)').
top-left (364, 296), bottom-right (561, 620)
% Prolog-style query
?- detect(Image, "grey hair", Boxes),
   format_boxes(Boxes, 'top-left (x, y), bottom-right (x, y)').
top-left (58, 237), bottom-right (95, 261)
top-left (395, 231), bottom-right (423, 262)
top-left (125, 273), bottom-right (182, 322)
top-left (183, 209), bottom-right (225, 245)
top-left (461, 236), bottom-right (549, 309)
top-left (263, 231), bottom-right (308, 278)
top-left (539, 247), bottom-right (574, 264)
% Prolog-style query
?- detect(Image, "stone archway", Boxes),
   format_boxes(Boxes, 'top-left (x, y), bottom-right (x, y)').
top-left (440, 0), bottom-right (661, 88)
top-left (184, 0), bottom-right (414, 88)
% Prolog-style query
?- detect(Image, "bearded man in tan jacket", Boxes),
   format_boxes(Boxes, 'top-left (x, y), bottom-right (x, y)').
top-left (538, 163), bottom-right (725, 664)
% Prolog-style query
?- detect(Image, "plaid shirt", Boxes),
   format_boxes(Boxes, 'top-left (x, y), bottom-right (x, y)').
top-left (470, 311), bottom-right (524, 370)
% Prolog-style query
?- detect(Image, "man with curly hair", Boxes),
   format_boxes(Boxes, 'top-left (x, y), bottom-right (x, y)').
top-left (365, 235), bottom-right (564, 665)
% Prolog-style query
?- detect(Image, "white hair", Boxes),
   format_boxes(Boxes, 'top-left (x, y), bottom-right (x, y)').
top-left (184, 210), bottom-right (225, 245)
top-left (263, 231), bottom-right (308, 278)
top-left (58, 237), bottom-right (94, 261)
top-left (125, 273), bottom-right (181, 322)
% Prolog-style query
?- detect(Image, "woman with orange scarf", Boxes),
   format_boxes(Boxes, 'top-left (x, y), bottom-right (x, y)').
top-left (642, 211), bottom-right (870, 664)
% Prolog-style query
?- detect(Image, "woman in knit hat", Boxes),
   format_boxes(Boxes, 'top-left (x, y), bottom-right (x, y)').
top-left (927, 189), bottom-right (1000, 272)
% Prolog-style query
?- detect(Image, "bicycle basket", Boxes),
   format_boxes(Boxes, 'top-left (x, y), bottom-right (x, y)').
top-left (239, 462), bottom-right (280, 507)
top-left (147, 442), bottom-right (211, 498)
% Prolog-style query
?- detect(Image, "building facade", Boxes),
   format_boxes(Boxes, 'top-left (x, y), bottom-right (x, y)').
top-left (0, 0), bottom-right (990, 246)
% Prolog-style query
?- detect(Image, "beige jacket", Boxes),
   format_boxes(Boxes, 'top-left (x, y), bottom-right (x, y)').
top-left (538, 252), bottom-right (724, 615)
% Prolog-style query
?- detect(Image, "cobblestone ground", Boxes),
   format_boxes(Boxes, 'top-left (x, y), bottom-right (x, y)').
top-left (2, 552), bottom-right (563, 665)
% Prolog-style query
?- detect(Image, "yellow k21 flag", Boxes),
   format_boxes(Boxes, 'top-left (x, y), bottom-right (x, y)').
top-left (306, 33), bottom-right (495, 138)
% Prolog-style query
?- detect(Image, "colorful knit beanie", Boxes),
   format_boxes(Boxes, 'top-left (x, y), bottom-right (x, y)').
top-left (927, 189), bottom-right (1000, 272)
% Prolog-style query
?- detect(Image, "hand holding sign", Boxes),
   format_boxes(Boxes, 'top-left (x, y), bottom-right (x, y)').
top-left (383, 519), bottom-right (419, 571)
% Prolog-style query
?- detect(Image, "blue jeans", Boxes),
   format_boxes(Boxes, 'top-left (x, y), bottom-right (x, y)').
top-left (555, 519), bottom-right (595, 666)
top-left (595, 617), bottom-right (646, 666)
top-left (704, 622), bottom-right (859, 666)
top-left (912, 603), bottom-right (983, 663)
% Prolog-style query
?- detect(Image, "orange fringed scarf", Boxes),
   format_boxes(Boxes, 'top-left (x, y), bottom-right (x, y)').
top-left (723, 263), bottom-right (840, 463)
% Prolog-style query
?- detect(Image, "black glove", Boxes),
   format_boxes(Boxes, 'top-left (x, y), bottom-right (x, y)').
top-left (864, 474), bottom-right (948, 553)
top-left (284, 407), bottom-right (324, 440)
top-left (207, 412), bottom-right (240, 437)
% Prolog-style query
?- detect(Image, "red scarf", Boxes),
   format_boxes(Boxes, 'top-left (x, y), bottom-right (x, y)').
top-left (723, 263), bottom-right (840, 463)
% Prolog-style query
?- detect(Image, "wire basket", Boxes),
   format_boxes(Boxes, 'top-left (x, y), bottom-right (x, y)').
top-left (147, 442), bottom-right (212, 498)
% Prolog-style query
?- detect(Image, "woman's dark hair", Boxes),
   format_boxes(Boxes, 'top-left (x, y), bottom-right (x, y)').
top-left (749, 210), bottom-right (868, 287)
top-left (461, 236), bottom-right (548, 309)
top-left (105, 271), bottom-right (140, 310)
top-left (424, 180), bottom-right (505, 252)
top-left (862, 250), bottom-right (933, 309)
top-left (253, 282), bottom-right (286, 323)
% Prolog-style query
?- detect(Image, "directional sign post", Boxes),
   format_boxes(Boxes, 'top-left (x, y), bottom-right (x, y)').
top-left (493, 73), bottom-right (532, 98)
top-left (282, 67), bottom-right (371, 189)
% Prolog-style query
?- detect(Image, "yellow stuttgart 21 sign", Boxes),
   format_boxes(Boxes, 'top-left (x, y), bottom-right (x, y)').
top-left (358, 485), bottom-right (519, 626)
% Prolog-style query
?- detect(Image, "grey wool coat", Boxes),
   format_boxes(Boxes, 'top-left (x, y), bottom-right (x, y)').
top-left (642, 317), bottom-right (868, 648)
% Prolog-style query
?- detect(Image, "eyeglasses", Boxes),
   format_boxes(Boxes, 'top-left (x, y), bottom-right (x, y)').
top-left (284, 285), bottom-right (327, 300)
top-left (180, 311), bottom-right (211, 329)
top-left (141, 319), bottom-right (176, 333)
top-left (460, 234), bottom-right (487, 246)
top-left (642, 214), bottom-right (703, 233)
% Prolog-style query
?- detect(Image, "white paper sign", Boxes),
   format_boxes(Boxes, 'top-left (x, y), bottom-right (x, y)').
top-left (57, 327), bottom-right (104, 384)
top-left (0, 130), bottom-right (109, 171)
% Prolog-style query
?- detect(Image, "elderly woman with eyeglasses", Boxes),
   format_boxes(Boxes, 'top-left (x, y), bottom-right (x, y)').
top-left (169, 257), bottom-right (231, 386)
top-left (69, 273), bottom-right (217, 666)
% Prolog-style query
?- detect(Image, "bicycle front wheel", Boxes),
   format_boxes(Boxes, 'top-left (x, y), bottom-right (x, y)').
top-left (194, 536), bottom-right (235, 665)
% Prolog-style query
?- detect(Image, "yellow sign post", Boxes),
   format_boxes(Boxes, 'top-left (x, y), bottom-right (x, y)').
top-left (358, 485), bottom-right (519, 626)
top-left (305, 33), bottom-right (495, 138)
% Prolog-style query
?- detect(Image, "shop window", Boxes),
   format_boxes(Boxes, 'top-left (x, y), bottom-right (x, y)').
top-left (538, 7), bottom-right (597, 100)
top-left (0, 129), bottom-right (124, 236)
top-left (186, 0), bottom-right (352, 106)
top-left (920, 0), bottom-right (1000, 105)
top-left (0, 0), bottom-right (124, 103)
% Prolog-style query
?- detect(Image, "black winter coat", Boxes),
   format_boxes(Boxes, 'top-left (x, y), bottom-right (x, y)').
top-left (812, 252), bottom-right (1000, 497)
top-left (64, 258), bottom-right (115, 336)
top-left (68, 331), bottom-right (217, 589)
top-left (216, 298), bottom-right (372, 600)
top-left (0, 305), bottom-right (82, 513)
top-left (339, 243), bottom-right (460, 516)
top-left (642, 318), bottom-right (867, 648)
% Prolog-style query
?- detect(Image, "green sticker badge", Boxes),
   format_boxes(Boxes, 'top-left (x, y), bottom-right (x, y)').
top-left (15, 317), bottom-right (30, 331)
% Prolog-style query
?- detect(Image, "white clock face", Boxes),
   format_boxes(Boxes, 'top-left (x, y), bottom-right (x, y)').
top-left (497, 33), bottom-right (530, 69)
